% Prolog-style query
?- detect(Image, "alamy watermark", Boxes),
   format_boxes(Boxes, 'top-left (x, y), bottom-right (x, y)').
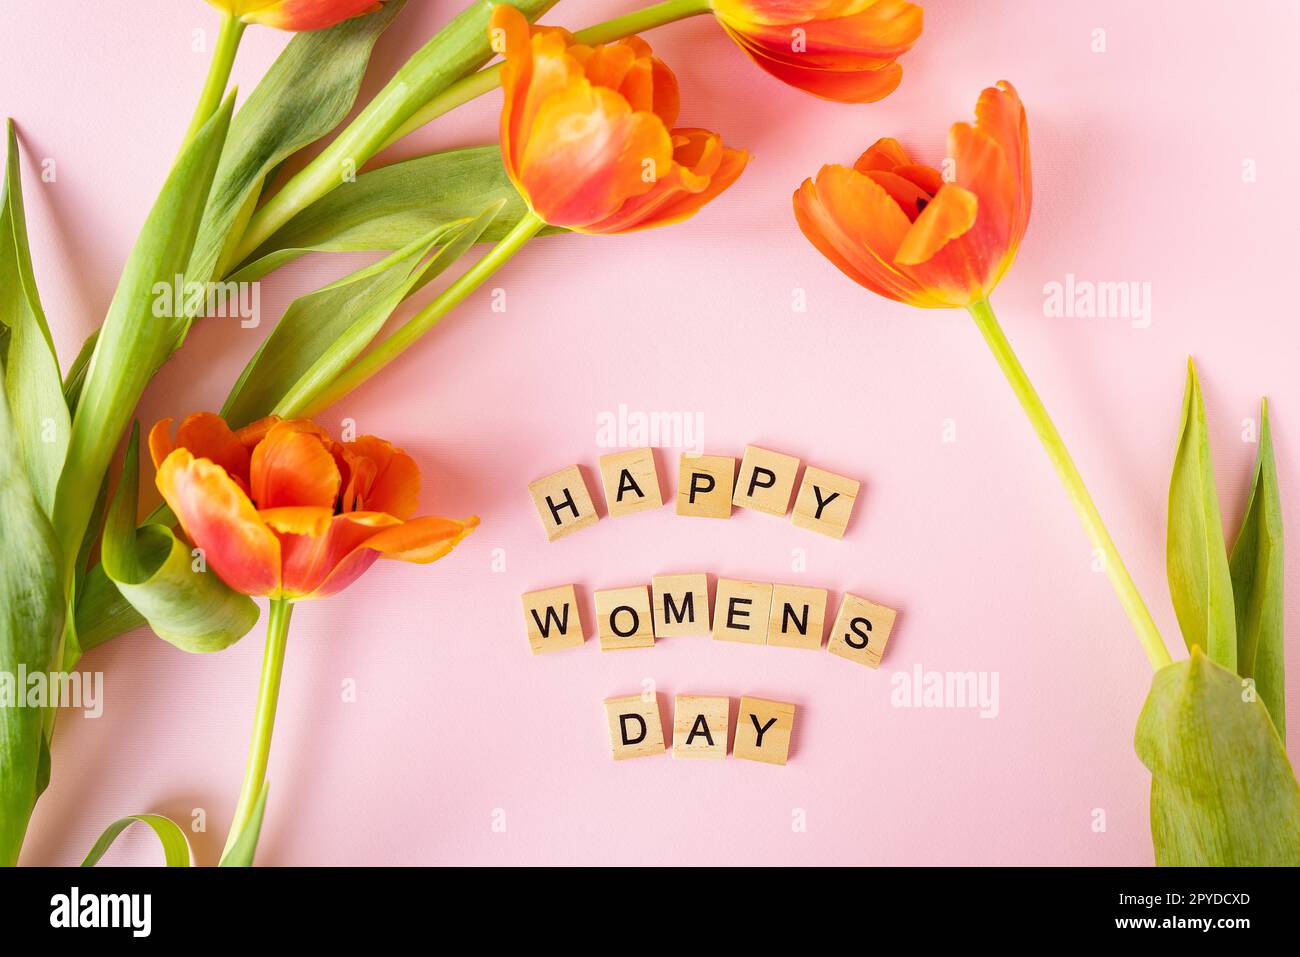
top-left (1043, 273), bottom-right (1151, 328)
top-left (890, 664), bottom-right (1000, 718)
top-left (595, 404), bottom-right (703, 453)
top-left (152, 275), bottom-right (261, 328)
top-left (1, 667), bottom-right (103, 718)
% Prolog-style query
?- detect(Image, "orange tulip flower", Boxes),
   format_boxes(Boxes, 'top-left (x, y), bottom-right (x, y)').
top-left (205, 0), bottom-right (383, 31)
top-left (149, 413), bottom-right (477, 601)
top-left (492, 4), bottom-right (748, 234)
top-left (794, 80), bottom-right (1030, 308)
top-left (792, 81), bottom-right (1172, 676)
top-left (711, 0), bottom-right (923, 103)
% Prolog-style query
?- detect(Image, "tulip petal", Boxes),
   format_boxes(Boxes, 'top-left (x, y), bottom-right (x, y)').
top-left (250, 419), bottom-right (341, 510)
top-left (156, 449), bottom-right (280, 597)
top-left (793, 166), bottom-right (943, 307)
top-left (974, 80), bottom-right (1032, 245)
top-left (219, 0), bottom-right (384, 32)
top-left (175, 412), bottom-right (252, 484)
top-left (727, 36), bottom-right (905, 103)
top-left (341, 435), bottom-right (420, 519)
top-left (517, 78), bottom-right (674, 228)
top-left (580, 131), bottom-right (746, 234)
top-left (495, 6), bottom-right (585, 182)
top-left (149, 418), bottom-right (176, 470)
top-left (277, 511), bottom-right (400, 599)
top-left (259, 506), bottom-right (334, 536)
top-left (864, 169), bottom-right (931, 221)
top-left (894, 183), bottom-right (978, 266)
top-left (854, 137), bottom-right (913, 172)
top-left (363, 515), bottom-right (480, 562)
top-left (719, 1), bottom-right (921, 71)
top-left (235, 415), bottom-right (281, 448)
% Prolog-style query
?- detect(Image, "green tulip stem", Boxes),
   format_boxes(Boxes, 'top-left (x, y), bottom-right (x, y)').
top-left (296, 210), bottom-right (546, 418)
top-left (967, 299), bottom-right (1171, 671)
top-left (183, 13), bottom-right (246, 147)
top-left (222, 597), bottom-right (292, 861)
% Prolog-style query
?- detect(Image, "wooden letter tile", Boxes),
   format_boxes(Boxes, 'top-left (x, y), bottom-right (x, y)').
top-left (733, 445), bottom-right (800, 516)
top-left (651, 573), bottom-right (710, 637)
top-left (827, 593), bottom-right (898, 668)
top-left (711, 579), bottom-right (773, 645)
top-left (521, 585), bottom-right (584, 655)
top-left (791, 465), bottom-right (861, 539)
top-left (598, 447), bottom-right (662, 517)
top-left (604, 694), bottom-right (666, 760)
top-left (672, 695), bottom-right (729, 760)
top-left (675, 454), bottom-right (736, 519)
top-left (595, 585), bottom-right (655, 651)
top-left (767, 584), bottom-right (828, 650)
top-left (733, 696), bottom-right (795, 766)
top-left (528, 465), bottom-right (598, 541)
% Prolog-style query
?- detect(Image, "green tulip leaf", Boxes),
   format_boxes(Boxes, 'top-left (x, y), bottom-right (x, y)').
top-left (0, 363), bottom-right (64, 866)
top-left (1135, 648), bottom-right (1300, 865)
top-left (51, 93), bottom-right (234, 581)
top-left (188, 0), bottom-right (407, 286)
top-left (1166, 359), bottom-right (1236, 670)
top-left (229, 146), bottom-right (558, 283)
top-left (223, 204), bottom-right (501, 426)
top-left (101, 425), bottom-right (258, 654)
top-left (1228, 399), bottom-right (1284, 736)
top-left (2, 120), bottom-right (69, 515)
top-left (81, 814), bottom-right (191, 867)
top-left (218, 782), bottom-right (269, 868)
top-left (59, 2), bottom-right (408, 407)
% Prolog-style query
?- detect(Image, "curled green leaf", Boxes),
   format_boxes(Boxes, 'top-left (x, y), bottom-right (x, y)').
top-left (101, 425), bottom-right (258, 654)
top-left (81, 814), bottom-right (191, 867)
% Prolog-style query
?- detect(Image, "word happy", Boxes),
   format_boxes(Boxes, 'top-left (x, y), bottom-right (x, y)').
top-left (528, 444), bottom-right (861, 540)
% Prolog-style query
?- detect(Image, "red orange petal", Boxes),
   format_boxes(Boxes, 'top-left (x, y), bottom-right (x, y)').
top-left (148, 418), bottom-right (176, 470)
top-left (342, 436), bottom-right (420, 519)
top-left (250, 419), bottom-right (341, 510)
top-left (155, 449), bottom-right (280, 597)
top-left (517, 78), bottom-right (674, 228)
top-left (895, 183), bottom-right (979, 266)
top-left (175, 412), bottom-right (252, 484)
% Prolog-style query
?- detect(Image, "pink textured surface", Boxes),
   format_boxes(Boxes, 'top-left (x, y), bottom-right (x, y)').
top-left (6, 0), bottom-right (1299, 865)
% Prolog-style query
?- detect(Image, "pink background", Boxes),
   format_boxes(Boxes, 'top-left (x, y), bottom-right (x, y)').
top-left (5, 0), bottom-right (1299, 865)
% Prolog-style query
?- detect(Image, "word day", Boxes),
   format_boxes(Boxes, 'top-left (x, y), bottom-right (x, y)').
top-left (528, 443), bottom-right (861, 541)
top-left (606, 693), bottom-right (796, 765)
top-left (522, 574), bottom-right (898, 668)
